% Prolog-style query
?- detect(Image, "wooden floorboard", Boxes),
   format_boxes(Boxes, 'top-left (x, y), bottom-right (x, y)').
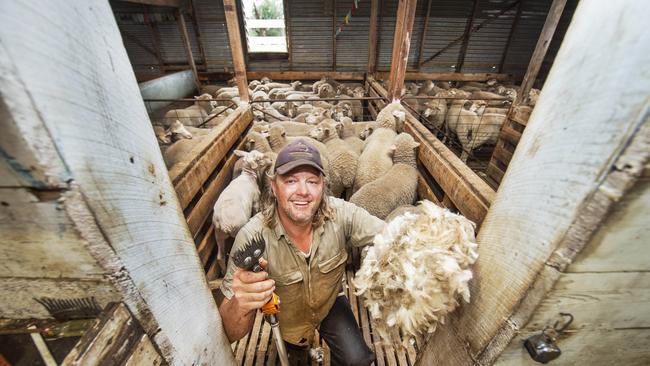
top-left (235, 268), bottom-right (415, 365)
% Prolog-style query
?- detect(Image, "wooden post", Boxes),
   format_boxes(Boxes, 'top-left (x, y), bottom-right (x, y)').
top-left (416, 2), bottom-right (650, 364)
top-left (367, 0), bottom-right (380, 75)
top-left (498, 0), bottom-right (523, 73)
top-left (175, 8), bottom-right (201, 90)
top-left (416, 0), bottom-right (433, 69)
top-left (223, 0), bottom-right (250, 102)
top-left (387, 0), bottom-right (418, 101)
top-left (0, 2), bottom-right (234, 364)
top-left (515, 0), bottom-right (567, 105)
top-left (456, 0), bottom-right (480, 72)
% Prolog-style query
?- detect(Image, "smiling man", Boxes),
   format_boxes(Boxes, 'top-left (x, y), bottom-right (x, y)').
top-left (218, 139), bottom-right (385, 365)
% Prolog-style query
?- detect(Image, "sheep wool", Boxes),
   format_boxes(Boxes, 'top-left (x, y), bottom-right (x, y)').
top-left (354, 200), bottom-right (478, 346)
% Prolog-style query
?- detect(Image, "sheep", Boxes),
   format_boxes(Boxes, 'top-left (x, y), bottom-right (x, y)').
top-left (163, 93), bottom-right (216, 127)
top-left (200, 84), bottom-right (221, 96)
top-left (445, 99), bottom-right (487, 143)
top-left (253, 106), bottom-right (289, 122)
top-left (153, 126), bottom-right (171, 144)
top-left (375, 101), bottom-right (407, 132)
top-left (212, 150), bottom-right (272, 270)
top-left (417, 80), bottom-right (443, 96)
top-left (350, 133), bottom-right (419, 219)
top-left (317, 83), bottom-right (335, 98)
top-left (153, 120), bottom-right (194, 145)
top-left (270, 101), bottom-right (290, 116)
top-left (162, 136), bottom-right (202, 169)
top-left (456, 105), bottom-right (505, 161)
top-left (309, 120), bottom-right (359, 198)
top-left (353, 118), bottom-right (398, 192)
top-left (527, 88), bottom-right (540, 106)
top-left (305, 109), bottom-right (332, 125)
top-left (339, 117), bottom-right (367, 155)
top-left (354, 199), bottom-right (478, 344)
top-left (421, 96), bottom-right (447, 133)
top-left (470, 90), bottom-right (511, 107)
top-left (267, 121), bottom-right (314, 136)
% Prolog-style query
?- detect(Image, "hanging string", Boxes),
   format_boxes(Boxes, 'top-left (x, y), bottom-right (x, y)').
top-left (335, 0), bottom-right (360, 38)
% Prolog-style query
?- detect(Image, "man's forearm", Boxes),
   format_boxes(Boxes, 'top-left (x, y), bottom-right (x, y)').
top-left (219, 297), bottom-right (256, 342)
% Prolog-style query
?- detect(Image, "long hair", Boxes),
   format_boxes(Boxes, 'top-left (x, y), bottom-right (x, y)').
top-left (261, 172), bottom-right (335, 229)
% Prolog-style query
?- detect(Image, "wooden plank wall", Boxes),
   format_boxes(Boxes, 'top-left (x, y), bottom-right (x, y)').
top-left (366, 77), bottom-right (495, 226)
top-left (62, 303), bottom-right (165, 366)
top-left (0, 2), bottom-right (235, 364)
top-left (416, 2), bottom-right (650, 364)
top-left (485, 105), bottom-right (532, 187)
top-left (495, 175), bottom-right (650, 365)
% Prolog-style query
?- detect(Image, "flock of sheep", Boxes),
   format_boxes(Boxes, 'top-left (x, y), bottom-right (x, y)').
top-left (398, 79), bottom-right (539, 161)
top-left (148, 76), bottom-right (537, 271)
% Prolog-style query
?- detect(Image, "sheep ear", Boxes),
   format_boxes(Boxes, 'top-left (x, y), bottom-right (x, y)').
top-left (412, 141), bottom-right (420, 148)
top-left (234, 150), bottom-right (247, 157)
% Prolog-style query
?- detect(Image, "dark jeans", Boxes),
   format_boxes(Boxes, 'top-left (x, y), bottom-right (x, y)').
top-left (285, 295), bottom-right (375, 366)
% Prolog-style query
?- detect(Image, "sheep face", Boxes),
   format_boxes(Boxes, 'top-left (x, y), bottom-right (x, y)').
top-left (317, 83), bottom-right (334, 98)
top-left (169, 120), bottom-right (193, 141)
top-left (234, 150), bottom-right (272, 173)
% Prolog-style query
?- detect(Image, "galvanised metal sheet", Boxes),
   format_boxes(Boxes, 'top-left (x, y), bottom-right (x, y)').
top-left (110, 0), bottom-right (578, 81)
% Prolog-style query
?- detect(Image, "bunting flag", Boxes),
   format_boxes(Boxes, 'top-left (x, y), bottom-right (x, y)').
top-left (335, 0), bottom-right (361, 38)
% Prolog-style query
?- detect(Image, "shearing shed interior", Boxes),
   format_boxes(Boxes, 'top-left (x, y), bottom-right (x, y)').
top-left (0, 0), bottom-right (648, 365)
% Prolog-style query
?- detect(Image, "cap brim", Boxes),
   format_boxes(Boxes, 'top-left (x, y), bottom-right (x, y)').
top-left (275, 159), bottom-right (325, 176)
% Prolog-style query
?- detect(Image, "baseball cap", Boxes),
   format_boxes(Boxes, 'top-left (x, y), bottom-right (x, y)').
top-left (274, 139), bottom-right (325, 176)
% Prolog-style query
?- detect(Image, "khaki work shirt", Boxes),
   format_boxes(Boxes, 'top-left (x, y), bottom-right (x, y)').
top-left (220, 197), bottom-right (385, 345)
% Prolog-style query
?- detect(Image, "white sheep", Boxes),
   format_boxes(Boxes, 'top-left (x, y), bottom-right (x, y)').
top-left (339, 117), bottom-right (367, 155)
top-left (354, 200), bottom-right (478, 344)
top-left (353, 126), bottom-right (395, 192)
top-left (153, 120), bottom-right (194, 145)
top-left (421, 96), bottom-right (447, 133)
top-left (268, 121), bottom-right (315, 136)
top-left (309, 120), bottom-right (359, 198)
top-left (375, 101), bottom-right (406, 132)
top-left (350, 133), bottom-right (419, 219)
top-left (212, 150), bottom-right (272, 270)
top-left (163, 93), bottom-right (216, 127)
top-left (456, 105), bottom-right (506, 161)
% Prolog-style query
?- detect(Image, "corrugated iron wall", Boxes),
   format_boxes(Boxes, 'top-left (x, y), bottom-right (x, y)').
top-left (111, 0), bottom-right (577, 82)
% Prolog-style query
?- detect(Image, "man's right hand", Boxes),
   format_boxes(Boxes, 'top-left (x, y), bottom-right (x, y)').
top-left (230, 258), bottom-right (275, 313)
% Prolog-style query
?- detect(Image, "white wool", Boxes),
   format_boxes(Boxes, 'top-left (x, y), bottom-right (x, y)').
top-left (354, 200), bottom-right (478, 346)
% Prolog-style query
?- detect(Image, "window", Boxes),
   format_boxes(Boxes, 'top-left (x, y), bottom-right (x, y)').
top-left (242, 0), bottom-right (288, 53)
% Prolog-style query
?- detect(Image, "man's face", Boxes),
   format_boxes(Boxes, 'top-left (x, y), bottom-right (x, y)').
top-left (271, 166), bottom-right (324, 227)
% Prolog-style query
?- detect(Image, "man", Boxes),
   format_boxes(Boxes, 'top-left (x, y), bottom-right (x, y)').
top-left (218, 139), bottom-right (384, 365)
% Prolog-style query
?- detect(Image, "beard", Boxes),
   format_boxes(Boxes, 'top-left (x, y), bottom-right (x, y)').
top-left (278, 198), bottom-right (320, 226)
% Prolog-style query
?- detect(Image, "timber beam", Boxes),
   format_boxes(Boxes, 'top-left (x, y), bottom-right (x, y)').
top-left (223, 0), bottom-right (250, 102)
top-left (386, 0), bottom-right (418, 101)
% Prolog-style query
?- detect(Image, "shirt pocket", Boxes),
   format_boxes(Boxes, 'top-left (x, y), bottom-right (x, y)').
top-left (313, 251), bottom-right (348, 305)
top-left (274, 270), bottom-right (304, 306)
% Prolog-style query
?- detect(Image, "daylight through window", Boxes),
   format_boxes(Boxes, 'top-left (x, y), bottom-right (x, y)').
top-left (242, 0), bottom-right (288, 53)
